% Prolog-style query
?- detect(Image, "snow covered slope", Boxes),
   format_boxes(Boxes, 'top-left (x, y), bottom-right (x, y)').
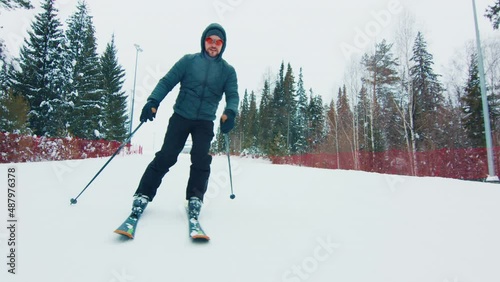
top-left (1, 154), bottom-right (500, 282)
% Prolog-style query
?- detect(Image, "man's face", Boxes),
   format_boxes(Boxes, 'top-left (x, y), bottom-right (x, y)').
top-left (204, 35), bottom-right (223, 57)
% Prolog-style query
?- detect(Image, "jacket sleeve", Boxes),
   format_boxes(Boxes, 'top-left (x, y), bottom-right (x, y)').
top-left (224, 66), bottom-right (239, 115)
top-left (148, 55), bottom-right (189, 103)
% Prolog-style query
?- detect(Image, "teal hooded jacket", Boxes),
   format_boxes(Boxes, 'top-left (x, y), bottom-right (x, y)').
top-left (147, 23), bottom-right (239, 121)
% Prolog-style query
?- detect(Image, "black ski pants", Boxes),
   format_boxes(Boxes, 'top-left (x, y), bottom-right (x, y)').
top-left (134, 113), bottom-right (214, 201)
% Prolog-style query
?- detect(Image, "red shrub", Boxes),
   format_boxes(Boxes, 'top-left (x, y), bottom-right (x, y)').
top-left (0, 132), bottom-right (141, 163)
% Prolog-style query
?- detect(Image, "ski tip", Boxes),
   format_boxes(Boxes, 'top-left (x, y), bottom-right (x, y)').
top-left (191, 234), bottom-right (210, 241)
top-left (114, 229), bottom-right (134, 239)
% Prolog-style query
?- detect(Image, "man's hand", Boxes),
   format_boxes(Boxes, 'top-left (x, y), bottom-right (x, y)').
top-left (220, 109), bottom-right (235, 133)
top-left (140, 99), bottom-right (159, 122)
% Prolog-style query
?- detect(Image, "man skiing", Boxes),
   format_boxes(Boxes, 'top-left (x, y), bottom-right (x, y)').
top-left (130, 23), bottom-right (239, 230)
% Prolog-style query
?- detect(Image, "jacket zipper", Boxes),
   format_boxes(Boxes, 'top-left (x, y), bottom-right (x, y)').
top-left (196, 59), bottom-right (212, 119)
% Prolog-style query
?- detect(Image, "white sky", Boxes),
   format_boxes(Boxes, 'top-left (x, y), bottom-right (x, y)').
top-left (1, 0), bottom-right (499, 150)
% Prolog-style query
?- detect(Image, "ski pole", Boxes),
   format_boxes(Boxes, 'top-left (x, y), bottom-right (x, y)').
top-left (70, 122), bottom-right (145, 205)
top-left (224, 133), bottom-right (235, 199)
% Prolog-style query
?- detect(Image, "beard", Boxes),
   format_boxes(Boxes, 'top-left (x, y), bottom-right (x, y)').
top-left (206, 47), bottom-right (220, 57)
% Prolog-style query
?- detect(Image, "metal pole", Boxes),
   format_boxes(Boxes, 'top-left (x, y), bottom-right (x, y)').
top-left (472, 0), bottom-right (498, 181)
top-left (224, 134), bottom-right (235, 199)
top-left (129, 44), bottom-right (143, 143)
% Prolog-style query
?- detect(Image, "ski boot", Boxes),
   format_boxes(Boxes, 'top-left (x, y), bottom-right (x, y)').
top-left (187, 196), bottom-right (202, 220)
top-left (187, 197), bottom-right (209, 240)
top-left (131, 194), bottom-right (150, 217)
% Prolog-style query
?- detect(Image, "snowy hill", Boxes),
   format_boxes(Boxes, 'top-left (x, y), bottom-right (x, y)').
top-left (1, 154), bottom-right (500, 282)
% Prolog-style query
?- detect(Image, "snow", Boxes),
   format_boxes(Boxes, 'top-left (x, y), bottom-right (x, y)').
top-left (1, 154), bottom-right (500, 282)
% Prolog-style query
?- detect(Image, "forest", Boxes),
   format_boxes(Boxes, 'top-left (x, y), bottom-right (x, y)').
top-left (1, 0), bottom-right (500, 178)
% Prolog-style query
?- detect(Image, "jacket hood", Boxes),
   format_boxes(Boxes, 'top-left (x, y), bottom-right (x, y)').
top-left (201, 23), bottom-right (226, 59)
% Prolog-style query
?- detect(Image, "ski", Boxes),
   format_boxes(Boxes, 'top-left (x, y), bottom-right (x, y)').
top-left (186, 208), bottom-right (210, 241)
top-left (114, 213), bottom-right (140, 239)
top-left (114, 207), bottom-right (210, 241)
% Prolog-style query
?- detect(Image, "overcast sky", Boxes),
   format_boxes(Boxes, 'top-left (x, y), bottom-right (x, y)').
top-left (1, 0), bottom-right (499, 150)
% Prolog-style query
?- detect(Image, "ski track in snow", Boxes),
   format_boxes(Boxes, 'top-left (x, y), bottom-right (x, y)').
top-left (0, 154), bottom-right (500, 282)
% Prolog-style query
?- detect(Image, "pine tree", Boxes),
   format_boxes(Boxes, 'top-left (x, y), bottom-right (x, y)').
top-left (0, 0), bottom-right (33, 10)
top-left (486, 0), bottom-right (500, 29)
top-left (441, 95), bottom-right (462, 149)
top-left (270, 62), bottom-right (287, 155)
top-left (292, 68), bottom-right (308, 154)
top-left (66, 1), bottom-right (105, 139)
top-left (245, 91), bottom-right (259, 153)
top-left (1, 51), bottom-right (29, 133)
top-left (356, 85), bottom-right (371, 151)
top-left (100, 35), bottom-right (128, 141)
top-left (409, 32), bottom-right (445, 150)
top-left (268, 132), bottom-right (287, 157)
top-left (323, 98), bottom-right (337, 155)
top-left (462, 53), bottom-right (487, 148)
top-left (0, 48), bottom-right (10, 94)
top-left (282, 63), bottom-right (296, 152)
top-left (307, 89), bottom-right (325, 151)
top-left (361, 39), bottom-right (399, 152)
top-left (336, 85), bottom-right (354, 153)
top-left (238, 89), bottom-right (250, 151)
top-left (0, 89), bottom-right (29, 133)
top-left (258, 79), bottom-right (273, 154)
top-left (384, 88), bottom-right (406, 150)
top-left (13, 0), bottom-right (68, 137)
top-left (0, 37), bottom-right (5, 62)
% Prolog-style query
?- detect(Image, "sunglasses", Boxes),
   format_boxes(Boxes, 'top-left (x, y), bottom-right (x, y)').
top-left (205, 37), bottom-right (224, 47)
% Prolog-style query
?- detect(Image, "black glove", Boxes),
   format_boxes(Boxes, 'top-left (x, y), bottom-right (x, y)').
top-left (140, 99), bottom-right (159, 122)
top-left (220, 109), bottom-right (235, 134)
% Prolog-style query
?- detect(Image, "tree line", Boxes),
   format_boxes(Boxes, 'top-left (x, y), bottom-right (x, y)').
top-left (1, 0), bottom-right (500, 163)
top-left (213, 27), bottom-right (500, 175)
top-left (1, 0), bottom-right (128, 141)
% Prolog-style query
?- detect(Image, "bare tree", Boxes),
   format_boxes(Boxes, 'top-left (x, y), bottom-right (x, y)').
top-left (343, 54), bottom-right (363, 169)
top-left (392, 10), bottom-right (418, 175)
